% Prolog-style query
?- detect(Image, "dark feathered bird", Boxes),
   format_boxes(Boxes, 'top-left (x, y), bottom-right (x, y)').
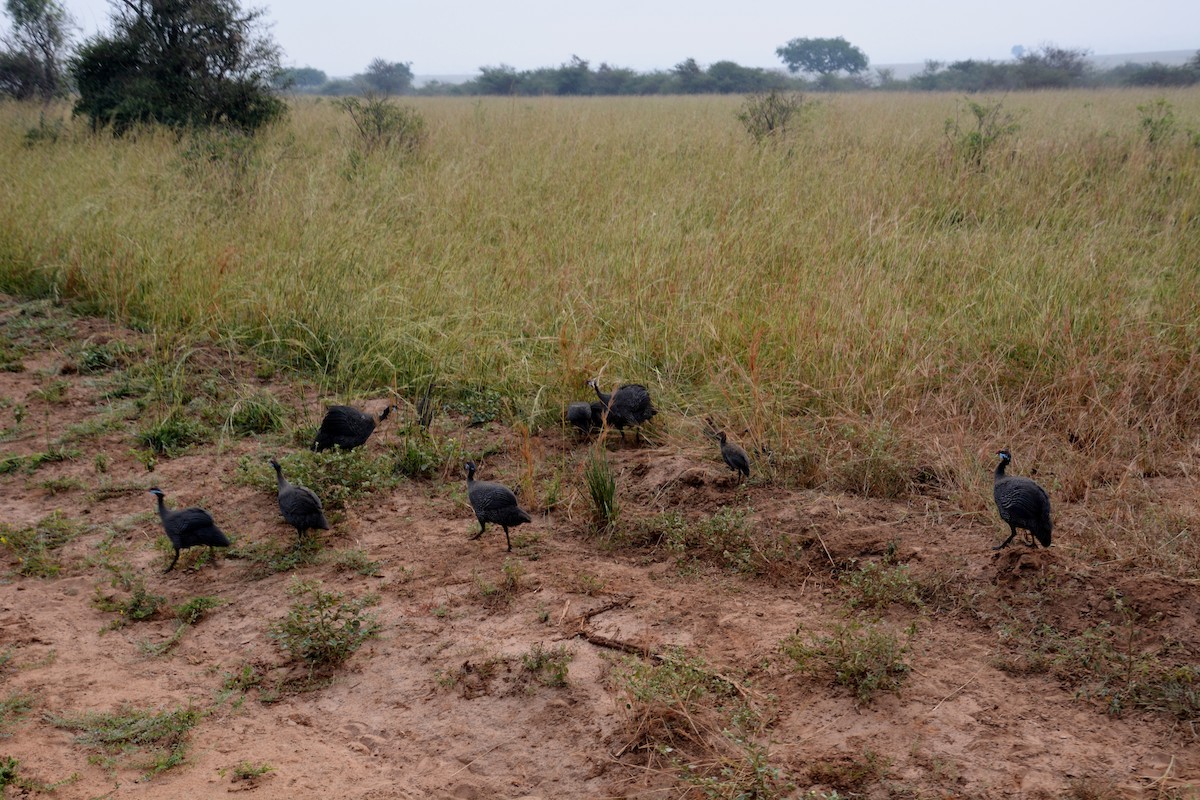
top-left (992, 449), bottom-right (1052, 549)
top-left (312, 403), bottom-right (393, 452)
top-left (566, 401), bottom-right (605, 434)
top-left (718, 431), bottom-right (750, 480)
top-left (149, 488), bottom-right (229, 573)
top-left (587, 379), bottom-right (657, 441)
top-left (271, 458), bottom-right (329, 544)
top-left (465, 461), bottom-right (531, 552)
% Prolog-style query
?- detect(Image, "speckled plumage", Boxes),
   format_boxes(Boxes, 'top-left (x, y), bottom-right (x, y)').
top-left (149, 488), bottom-right (229, 573)
top-left (992, 449), bottom-right (1052, 549)
top-left (312, 404), bottom-right (392, 452)
top-left (271, 459), bottom-right (329, 543)
top-left (465, 461), bottom-right (531, 552)
top-left (588, 380), bottom-right (656, 440)
top-left (719, 431), bottom-right (750, 480)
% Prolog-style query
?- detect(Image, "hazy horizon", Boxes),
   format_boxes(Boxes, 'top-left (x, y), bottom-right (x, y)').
top-left (51, 0), bottom-right (1200, 78)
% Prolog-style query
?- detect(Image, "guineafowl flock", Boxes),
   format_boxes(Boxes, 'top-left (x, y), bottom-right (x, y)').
top-left (148, 381), bottom-right (1052, 574)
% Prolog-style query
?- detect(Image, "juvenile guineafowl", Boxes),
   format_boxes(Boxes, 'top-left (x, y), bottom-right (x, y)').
top-left (566, 401), bottom-right (605, 434)
top-left (270, 458), bottom-right (329, 544)
top-left (312, 403), bottom-right (393, 452)
top-left (149, 488), bottom-right (230, 573)
top-left (465, 461), bottom-right (531, 552)
top-left (587, 379), bottom-right (657, 441)
top-left (992, 449), bottom-right (1052, 549)
top-left (718, 431), bottom-right (751, 480)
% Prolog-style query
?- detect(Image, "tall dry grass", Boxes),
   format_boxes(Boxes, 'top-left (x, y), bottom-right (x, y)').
top-left (2, 90), bottom-right (1199, 550)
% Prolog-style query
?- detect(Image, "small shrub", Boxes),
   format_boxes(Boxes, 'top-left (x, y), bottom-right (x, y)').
top-left (520, 643), bottom-right (573, 688)
top-left (236, 449), bottom-right (397, 511)
top-left (77, 341), bottom-right (134, 373)
top-left (269, 578), bottom-right (380, 670)
top-left (175, 596), bottom-right (224, 625)
top-left (93, 565), bottom-right (165, 626)
top-left (30, 379), bottom-right (69, 405)
top-left (0, 692), bottom-right (33, 734)
top-left (737, 90), bottom-right (808, 143)
top-left (231, 760), bottom-right (273, 781)
top-left (781, 621), bottom-right (914, 703)
top-left (944, 97), bottom-right (1020, 169)
top-left (1138, 99), bottom-right (1176, 147)
top-left (841, 556), bottom-right (923, 610)
top-left (227, 536), bottom-right (323, 577)
top-left (49, 705), bottom-right (200, 778)
top-left (336, 95), bottom-right (426, 153)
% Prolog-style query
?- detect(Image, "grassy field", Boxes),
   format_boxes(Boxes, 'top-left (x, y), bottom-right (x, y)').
top-left (1, 90), bottom-right (1199, 501)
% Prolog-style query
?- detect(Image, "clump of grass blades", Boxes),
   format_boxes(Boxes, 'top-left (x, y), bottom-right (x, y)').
top-left (138, 413), bottom-right (208, 455)
top-left (227, 392), bottom-right (286, 436)
top-left (49, 705), bottom-right (200, 779)
top-left (583, 449), bottom-right (618, 529)
top-left (0, 510), bottom-right (84, 578)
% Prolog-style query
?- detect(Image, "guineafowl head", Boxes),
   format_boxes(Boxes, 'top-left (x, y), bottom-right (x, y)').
top-left (718, 431), bottom-right (728, 444)
top-left (586, 379), bottom-right (598, 390)
top-left (269, 458), bottom-right (281, 471)
top-left (996, 449), bottom-right (1012, 463)
top-left (379, 404), bottom-right (395, 421)
top-left (148, 487), bottom-right (165, 499)
top-left (464, 461), bottom-right (477, 478)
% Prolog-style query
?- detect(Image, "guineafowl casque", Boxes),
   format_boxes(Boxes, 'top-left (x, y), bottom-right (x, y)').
top-left (992, 449), bottom-right (1052, 549)
top-left (587, 379), bottom-right (657, 441)
top-left (566, 401), bottom-right (605, 435)
top-left (312, 403), bottom-right (393, 452)
top-left (464, 461), bottom-right (531, 552)
top-left (718, 431), bottom-right (750, 480)
top-left (270, 458), bottom-right (329, 544)
top-left (149, 488), bottom-right (230, 573)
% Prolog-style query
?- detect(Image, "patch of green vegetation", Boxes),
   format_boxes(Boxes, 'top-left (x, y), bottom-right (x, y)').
top-left (0, 755), bottom-right (76, 795)
top-left (781, 621), bottom-right (915, 704)
top-left (30, 379), bottom-right (70, 405)
top-left (176, 595), bottom-right (224, 625)
top-left (449, 386), bottom-right (504, 426)
top-left (391, 432), bottom-right (467, 479)
top-left (138, 413), bottom-right (208, 455)
top-left (49, 705), bottom-right (201, 779)
top-left (583, 449), bottom-right (619, 529)
top-left (93, 564), bottom-right (165, 627)
top-left (236, 448), bottom-right (398, 511)
top-left (227, 536), bottom-right (323, 578)
top-left (230, 760), bottom-right (273, 781)
top-left (805, 750), bottom-right (890, 796)
top-left (37, 476), bottom-right (85, 495)
top-left (520, 643), bottom-right (573, 688)
top-left (0, 445), bottom-right (80, 476)
top-left (840, 550), bottom-right (923, 610)
top-left (0, 510), bottom-right (85, 577)
top-left (330, 548), bottom-right (381, 577)
top-left (227, 392), bottom-right (286, 436)
top-left (269, 578), bottom-right (380, 670)
top-left (0, 692), bottom-right (33, 736)
top-left (76, 341), bottom-right (136, 374)
top-left (645, 507), bottom-right (791, 575)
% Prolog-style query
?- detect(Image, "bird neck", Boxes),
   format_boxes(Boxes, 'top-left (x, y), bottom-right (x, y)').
top-left (591, 384), bottom-right (608, 404)
top-left (155, 495), bottom-right (167, 518)
top-left (273, 465), bottom-right (285, 488)
top-left (995, 459), bottom-right (1009, 478)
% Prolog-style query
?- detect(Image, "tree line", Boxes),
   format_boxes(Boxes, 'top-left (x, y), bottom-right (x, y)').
top-left (1, 0), bottom-right (1197, 137)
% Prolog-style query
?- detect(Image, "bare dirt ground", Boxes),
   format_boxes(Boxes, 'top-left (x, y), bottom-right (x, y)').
top-left (1, 295), bottom-right (1198, 799)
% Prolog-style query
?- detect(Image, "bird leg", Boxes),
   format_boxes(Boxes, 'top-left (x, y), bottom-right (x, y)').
top-left (163, 548), bottom-right (180, 574)
top-left (503, 526), bottom-right (512, 552)
top-left (993, 526), bottom-right (1018, 551)
top-left (470, 520), bottom-right (486, 541)
top-left (1022, 531), bottom-right (1037, 548)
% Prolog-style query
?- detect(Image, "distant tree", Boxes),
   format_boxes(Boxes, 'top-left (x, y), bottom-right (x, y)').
top-left (671, 57), bottom-right (707, 92)
top-left (72, 0), bottom-right (285, 133)
top-left (1, 0), bottom-right (73, 101)
top-left (592, 62), bottom-right (639, 94)
top-left (474, 64), bottom-right (519, 94)
top-left (359, 58), bottom-right (412, 95)
top-left (553, 55), bottom-right (590, 95)
top-left (776, 36), bottom-right (868, 76)
top-left (706, 60), bottom-right (781, 93)
top-left (275, 65), bottom-right (327, 90)
top-left (1016, 44), bottom-right (1089, 88)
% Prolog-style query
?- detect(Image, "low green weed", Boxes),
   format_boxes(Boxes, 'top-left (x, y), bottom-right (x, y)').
top-left (781, 621), bottom-right (915, 704)
top-left (269, 578), bottom-right (380, 670)
top-left (49, 705), bottom-right (200, 778)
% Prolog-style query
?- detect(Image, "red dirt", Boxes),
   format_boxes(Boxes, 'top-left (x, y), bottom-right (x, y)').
top-left (1, 296), bottom-right (1198, 799)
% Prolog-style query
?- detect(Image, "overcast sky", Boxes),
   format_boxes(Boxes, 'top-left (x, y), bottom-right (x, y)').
top-left (60, 0), bottom-right (1200, 77)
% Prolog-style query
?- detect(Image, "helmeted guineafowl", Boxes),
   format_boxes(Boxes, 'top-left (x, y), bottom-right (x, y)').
top-left (312, 403), bottom-right (393, 452)
top-left (149, 488), bottom-right (230, 573)
top-left (465, 461), bottom-right (531, 552)
top-left (587, 379), bottom-right (657, 441)
top-left (566, 401), bottom-right (605, 434)
top-left (992, 449), bottom-right (1052, 549)
top-left (719, 431), bottom-right (750, 480)
top-left (270, 458), bottom-right (329, 544)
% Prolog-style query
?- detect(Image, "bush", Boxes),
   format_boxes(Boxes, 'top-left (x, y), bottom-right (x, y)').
top-left (944, 97), bottom-right (1020, 169)
top-left (336, 95), bottom-right (426, 153)
top-left (237, 448), bottom-right (397, 511)
top-left (269, 578), bottom-right (380, 669)
top-left (583, 449), bottom-right (618, 528)
top-left (737, 90), bottom-right (808, 143)
top-left (227, 392), bottom-right (286, 436)
top-left (781, 621), bottom-right (914, 703)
